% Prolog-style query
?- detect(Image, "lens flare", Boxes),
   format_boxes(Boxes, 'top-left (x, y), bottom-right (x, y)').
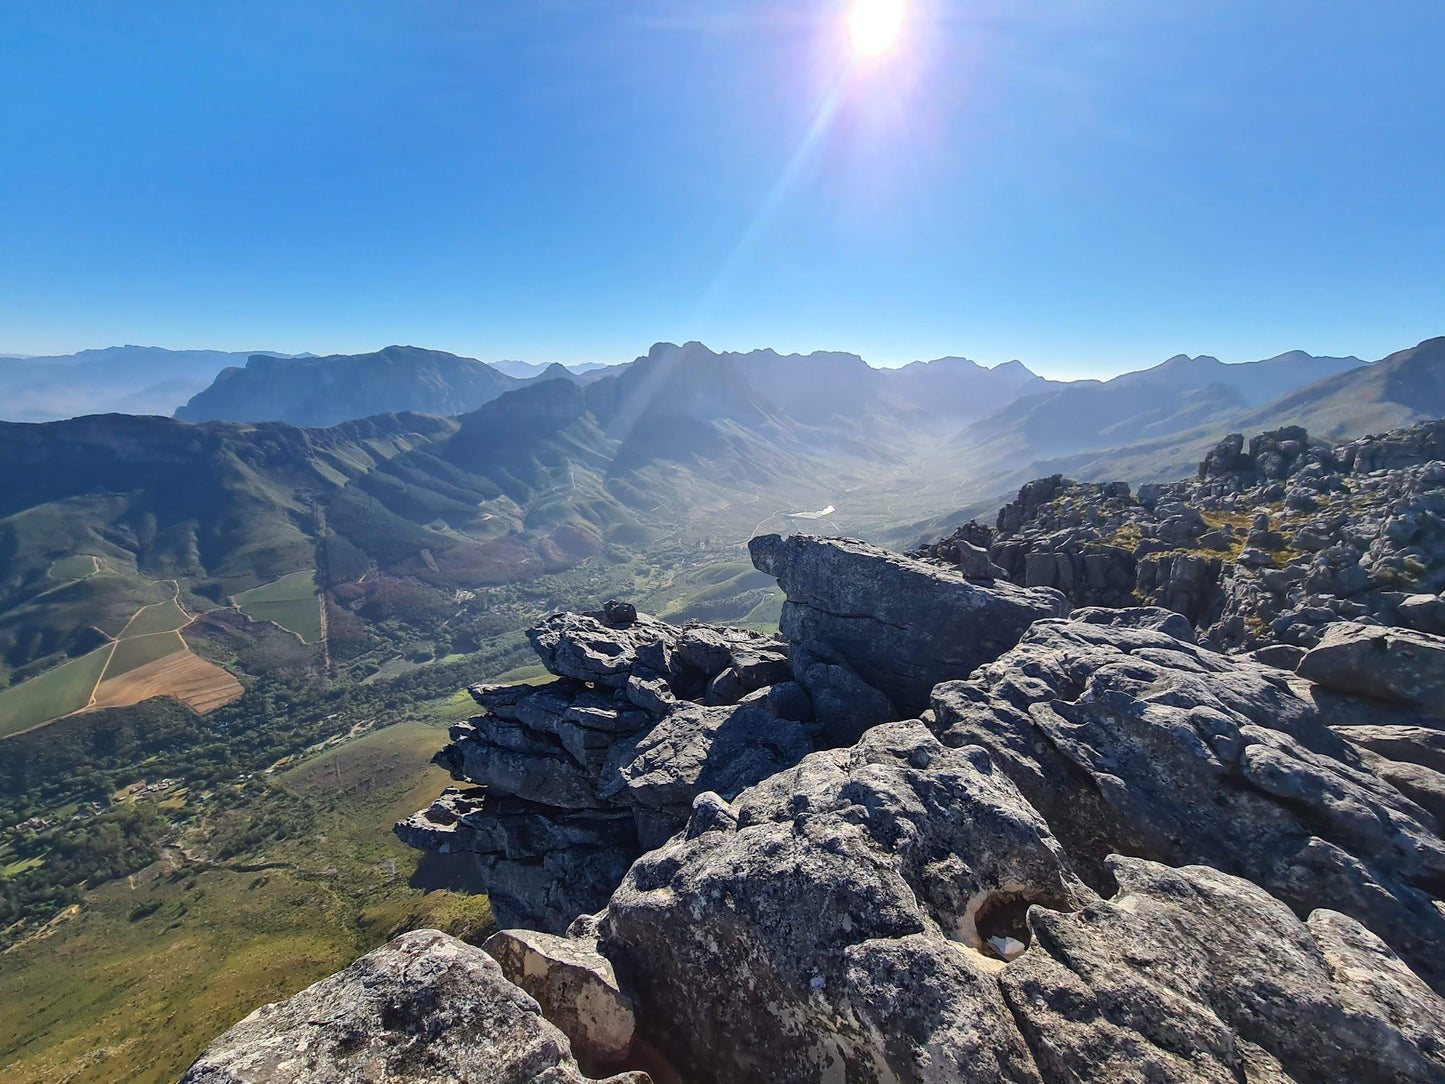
top-left (848, 0), bottom-right (905, 57)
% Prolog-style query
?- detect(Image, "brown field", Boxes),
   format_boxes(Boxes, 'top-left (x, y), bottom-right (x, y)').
top-left (89, 650), bottom-right (243, 714)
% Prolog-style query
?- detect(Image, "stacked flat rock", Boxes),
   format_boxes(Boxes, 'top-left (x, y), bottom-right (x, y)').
top-left (749, 532), bottom-right (1069, 725)
top-left (395, 604), bottom-right (812, 932)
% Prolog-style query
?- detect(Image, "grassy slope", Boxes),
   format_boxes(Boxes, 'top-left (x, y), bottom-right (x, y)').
top-left (0, 717), bottom-right (490, 1084)
top-left (105, 632), bottom-right (186, 678)
top-left (0, 646), bottom-right (112, 737)
top-left (120, 599), bottom-right (191, 638)
top-left (236, 571), bottom-right (322, 643)
top-left (47, 556), bottom-right (99, 582)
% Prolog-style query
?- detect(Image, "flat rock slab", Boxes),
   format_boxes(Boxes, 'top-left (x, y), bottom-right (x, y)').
top-left (1299, 621), bottom-right (1445, 718)
top-left (485, 928), bottom-right (637, 1066)
top-left (750, 533), bottom-right (1068, 714)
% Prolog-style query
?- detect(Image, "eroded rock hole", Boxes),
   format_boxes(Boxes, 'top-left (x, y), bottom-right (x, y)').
top-left (975, 893), bottom-right (1036, 961)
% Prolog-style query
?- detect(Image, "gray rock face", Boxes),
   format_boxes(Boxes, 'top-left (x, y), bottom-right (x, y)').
top-left (749, 533), bottom-right (1068, 716)
top-left (400, 608), bottom-right (811, 932)
top-left (599, 721), bottom-right (1088, 1084)
top-left (788, 638), bottom-right (895, 746)
top-left (595, 713), bottom-right (1445, 1084)
top-left (1003, 857), bottom-right (1445, 1084)
top-left (484, 928), bottom-right (637, 1068)
top-left (599, 702), bottom-right (811, 848)
top-left (931, 619), bottom-right (1445, 993)
top-left (1299, 622), bottom-right (1445, 718)
top-left (178, 930), bottom-right (648, 1084)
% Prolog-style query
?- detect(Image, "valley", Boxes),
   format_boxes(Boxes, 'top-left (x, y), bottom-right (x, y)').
top-left (0, 334), bottom-right (1442, 1081)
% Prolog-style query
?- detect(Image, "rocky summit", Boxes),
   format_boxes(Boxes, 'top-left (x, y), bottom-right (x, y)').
top-left (918, 420), bottom-right (1445, 653)
top-left (185, 419), bottom-right (1445, 1084)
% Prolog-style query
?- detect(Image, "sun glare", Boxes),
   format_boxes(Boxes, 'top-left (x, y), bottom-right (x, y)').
top-left (848, 0), bottom-right (905, 57)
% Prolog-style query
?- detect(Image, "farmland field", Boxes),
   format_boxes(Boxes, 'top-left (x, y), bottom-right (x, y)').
top-left (236, 571), bottom-right (322, 643)
top-left (106, 632), bottom-right (187, 678)
top-left (120, 598), bottom-right (191, 638)
top-left (90, 651), bottom-right (243, 714)
top-left (0, 646), bottom-right (112, 737)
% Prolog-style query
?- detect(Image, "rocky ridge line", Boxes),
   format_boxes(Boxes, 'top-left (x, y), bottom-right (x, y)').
top-left (184, 423), bottom-right (1445, 1084)
top-left (917, 420), bottom-right (1445, 653)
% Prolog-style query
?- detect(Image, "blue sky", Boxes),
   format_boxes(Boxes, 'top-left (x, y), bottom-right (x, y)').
top-left (1, 1), bottom-right (1441, 378)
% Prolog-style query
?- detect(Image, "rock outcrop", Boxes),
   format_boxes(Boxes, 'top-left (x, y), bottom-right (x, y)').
top-left (178, 930), bottom-right (649, 1084)
top-left (916, 419), bottom-right (1445, 652)
top-left (191, 427), bottom-right (1445, 1084)
top-left (395, 605), bottom-right (812, 932)
top-left (930, 618), bottom-right (1445, 992)
top-left (750, 533), bottom-right (1068, 718)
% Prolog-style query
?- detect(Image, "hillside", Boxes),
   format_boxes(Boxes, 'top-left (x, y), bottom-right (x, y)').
top-left (175, 346), bottom-right (524, 427)
top-left (962, 348), bottom-right (1364, 460)
top-left (6, 334), bottom-right (1442, 719)
top-left (1240, 335), bottom-right (1445, 437)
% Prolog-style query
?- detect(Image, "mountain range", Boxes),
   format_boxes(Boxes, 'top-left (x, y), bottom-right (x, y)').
top-left (0, 346), bottom-right (312, 423)
top-left (2, 332), bottom-right (1442, 700)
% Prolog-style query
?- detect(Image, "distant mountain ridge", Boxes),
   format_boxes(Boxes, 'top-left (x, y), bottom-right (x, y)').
top-left (1241, 336), bottom-right (1445, 437)
top-left (0, 346), bottom-right (309, 423)
top-left (963, 348), bottom-right (1366, 460)
top-left (175, 346), bottom-right (528, 427)
top-left (1, 332), bottom-right (1440, 697)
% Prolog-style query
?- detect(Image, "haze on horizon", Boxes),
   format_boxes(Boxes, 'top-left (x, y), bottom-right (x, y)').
top-left (1, 1), bottom-right (1442, 380)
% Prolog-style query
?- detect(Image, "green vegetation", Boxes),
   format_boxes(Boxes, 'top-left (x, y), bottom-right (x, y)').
top-left (0, 572), bottom-right (168, 684)
top-left (0, 719), bottom-right (491, 1084)
top-left (47, 555), bottom-right (99, 581)
top-left (104, 631), bottom-right (186, 677)
top-left (237, 571), bottom-right (322, 643)
top-left (0, 645), bottom-right (110, 738)
top-left (0, 509), bottom-right (790, 1080)
top-left (120, 598), bottom-right (191, 637)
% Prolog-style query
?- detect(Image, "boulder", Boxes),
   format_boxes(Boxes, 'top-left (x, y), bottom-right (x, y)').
top-left (1003, 857), bottom-right (1445, 1084)
top-left (178, 930), bottom-right (649, 1084)
top-left (604, 599), bottom-right (639, 625)
top-left (484, 928), bottom-right (637, 1068)
top-left (736, 680), bottom-right (814, 724)
top-left (1398, 594), bottom-right (1445, 635)
top-left (1069, 605), bottom-right (1196, 642)
top-left (1299, 622), bottom-right (1445, 718)
top-left (930, 618), bottom-right (1445, 992)
top-left (749, 533), bottom-right (1068, 715)
top-left (1253, 643), bottom-right (1307, 670)
top-left (599, 721), bottom-right (1088, 1084)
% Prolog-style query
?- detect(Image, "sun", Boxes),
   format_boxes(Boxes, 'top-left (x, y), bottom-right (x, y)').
top-left (848, 0), bottom-right (906, 57)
